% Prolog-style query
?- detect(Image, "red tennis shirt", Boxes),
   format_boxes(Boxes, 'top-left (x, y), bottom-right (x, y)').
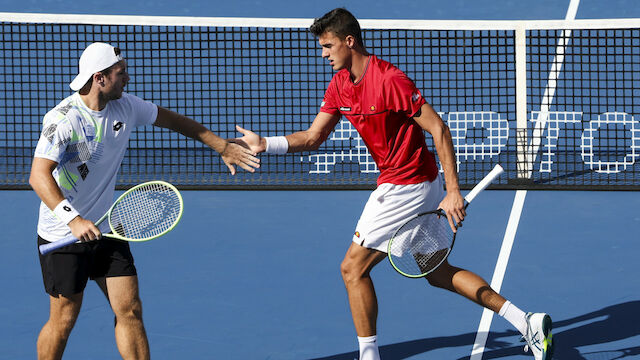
top-left (320, 55), bottom-right (439, 185)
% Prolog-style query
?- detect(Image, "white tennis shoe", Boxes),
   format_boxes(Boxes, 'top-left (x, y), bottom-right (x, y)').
top-left (523, 312), bottom-right (554, 360)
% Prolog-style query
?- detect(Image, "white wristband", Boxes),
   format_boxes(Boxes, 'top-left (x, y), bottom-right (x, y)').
top-left (53, 199), bottom-right (80, 225)
top-left (264, 136), bottom-right (289, 154)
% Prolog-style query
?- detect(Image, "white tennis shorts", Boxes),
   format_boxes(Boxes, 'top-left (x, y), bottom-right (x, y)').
top-left (352, 175), bottom-right (445, 253)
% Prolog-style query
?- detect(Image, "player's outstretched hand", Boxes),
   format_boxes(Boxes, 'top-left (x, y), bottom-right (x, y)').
top-left (221, 141), bottom-right (260, 175)
top-left (234, 125), bottom-right (267, 154)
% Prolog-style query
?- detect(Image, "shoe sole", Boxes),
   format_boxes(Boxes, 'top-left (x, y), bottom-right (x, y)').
top-left (541, 314), bottom-right (554, 360)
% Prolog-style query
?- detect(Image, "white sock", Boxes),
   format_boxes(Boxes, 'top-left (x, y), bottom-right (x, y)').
top-left (358, 335), bottom-right (381, 360)
top-left (499, 300), bottom-right (528, 336)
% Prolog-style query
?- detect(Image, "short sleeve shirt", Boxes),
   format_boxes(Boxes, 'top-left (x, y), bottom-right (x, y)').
top-left (320, 55), bottom-right (438, 185)
top-left (34, 92), bottom-right (158, 240)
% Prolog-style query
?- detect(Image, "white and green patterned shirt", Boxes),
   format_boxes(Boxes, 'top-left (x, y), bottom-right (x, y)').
top-left (34, 92), bottom-right (158, 241)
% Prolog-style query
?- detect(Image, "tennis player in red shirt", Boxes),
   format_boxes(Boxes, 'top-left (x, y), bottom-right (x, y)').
top-left (236, 8), bottom-right (553, 360)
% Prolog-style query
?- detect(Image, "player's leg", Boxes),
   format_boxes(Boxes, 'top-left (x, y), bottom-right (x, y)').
top-left (100, 275), bottom-right (150, 360)
top-left (37, 236), bottom-right (91, 360)
top-left (340, 242), bottom-right (387, 360)
top-left (345, 180), bottom-right (443, 359)
top-left (340, 242), bottom-right (387, 336)
top-left (425, 261), bottom-right (553, 359)
top-left (90, 239), bottom-right (149, 359)
top-left (425, 260), bottom-right (505, 312)
top-left (37, 293), bottom-right (83, 360)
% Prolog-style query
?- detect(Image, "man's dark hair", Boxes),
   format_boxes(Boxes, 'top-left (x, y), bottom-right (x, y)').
top-left (309, 8), bottom-right (363, 46)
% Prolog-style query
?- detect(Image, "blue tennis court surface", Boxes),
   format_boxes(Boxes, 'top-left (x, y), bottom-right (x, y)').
top-left (2, 0), bottom-right (640, 359)
top-left (2, 189), bottom-right (639, 359)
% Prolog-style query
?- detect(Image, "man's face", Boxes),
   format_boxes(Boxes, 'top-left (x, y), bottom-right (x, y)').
top-left (318, 31), bottom-right (352, 71)
top-left (101, 60), bottom-right (129, 100)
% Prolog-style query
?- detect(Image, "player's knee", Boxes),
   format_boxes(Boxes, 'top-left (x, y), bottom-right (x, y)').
top-left (49, 305), bottom-right (80, 336)
top-left (340, 257), bottom-right (367, 284)
top-left (115, 308), bottom-right (143, 326)
top-left (340, 258), bottom-right (350, 279)
top-left (425, 263), bottom-right (450, 287)
top-left (425, 262), bottom-right (461, 289)
top-left (50, 313), bottom-right (78, 337)
top-left (340, 257), bottom-right (355, 281)
top-left (426, 275), bottom-right (446, 288)
top-left (113, 299), bottom-right (143, 323)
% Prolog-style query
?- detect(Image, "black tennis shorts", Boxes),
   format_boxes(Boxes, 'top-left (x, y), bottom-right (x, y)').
top-left (38, 235), bottom-right (138, 297)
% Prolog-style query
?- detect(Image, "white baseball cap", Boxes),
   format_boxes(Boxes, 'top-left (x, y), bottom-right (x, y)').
top-left (69, 42), bottom-right (123, 91)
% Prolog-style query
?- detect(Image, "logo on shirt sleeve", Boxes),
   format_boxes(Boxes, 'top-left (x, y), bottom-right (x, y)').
top-left (321, 101), bottom-right (326, 107)
top-left (42, 124), bottom-right (57, 143)
top-left (56, 103), bottom-right (73, 116)
top-left (411, 91), bottom-right (421, 102)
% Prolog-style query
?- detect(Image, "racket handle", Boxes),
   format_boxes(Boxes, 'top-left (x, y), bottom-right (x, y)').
top-left (39, 235), bottom-right (79, 255)
top-left (464, 164), bottom-right (504, 204)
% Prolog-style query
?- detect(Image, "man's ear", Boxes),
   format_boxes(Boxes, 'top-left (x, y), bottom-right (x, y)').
top-left (345, 35), bottom-right (356, 49)
top-left (93, 72), bottom-right (105, 86)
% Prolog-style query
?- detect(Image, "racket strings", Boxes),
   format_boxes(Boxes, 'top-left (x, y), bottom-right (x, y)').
top-left (109, 183), bottom-right (181, 240)
top-left (388, 212), bottom-right (455, 276)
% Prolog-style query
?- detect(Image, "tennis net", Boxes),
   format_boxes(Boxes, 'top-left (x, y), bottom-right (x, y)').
top-left (1, 13), bottom-right (639, 189)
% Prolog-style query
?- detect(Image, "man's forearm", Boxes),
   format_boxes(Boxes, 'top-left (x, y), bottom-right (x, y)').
top-left (282, 130), bottom-right (326, 153)
top-left (433, 125), bottom-right (460, 193)
top-left (155, 107), bottom-right (227, 154)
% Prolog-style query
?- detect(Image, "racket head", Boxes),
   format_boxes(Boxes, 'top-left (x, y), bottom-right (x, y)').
top-left (387, 210), bottom-right (457, 278)
top-left (107, 181), bottom-right (184, 242)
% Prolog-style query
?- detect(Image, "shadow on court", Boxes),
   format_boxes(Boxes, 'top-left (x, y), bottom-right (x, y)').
top-left (310, 301), bottom-right (640, 360)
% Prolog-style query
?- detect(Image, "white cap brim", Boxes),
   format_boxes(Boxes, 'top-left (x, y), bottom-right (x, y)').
top-left (69, 73), bottom-right (94, 91)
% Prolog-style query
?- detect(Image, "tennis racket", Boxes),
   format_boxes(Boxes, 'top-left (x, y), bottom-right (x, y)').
top-left (387, 164), bottom-right (504, 278)
top-left (39, 180), bottom-right (184, 255)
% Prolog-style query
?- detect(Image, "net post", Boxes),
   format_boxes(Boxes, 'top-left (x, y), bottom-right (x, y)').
top-left (514, 25), bottom-right (530, 180)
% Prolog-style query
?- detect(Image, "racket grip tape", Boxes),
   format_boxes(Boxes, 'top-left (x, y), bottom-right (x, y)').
top-left (39, 235), bottom-right (79, 255)
top-left (464, 164), bottom-right (504, 204)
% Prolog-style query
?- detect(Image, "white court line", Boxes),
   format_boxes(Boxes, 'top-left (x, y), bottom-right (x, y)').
top-left (469, 190), bottom-right (526, 358)
top-left (469, 1), bottom-right (580, 359)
